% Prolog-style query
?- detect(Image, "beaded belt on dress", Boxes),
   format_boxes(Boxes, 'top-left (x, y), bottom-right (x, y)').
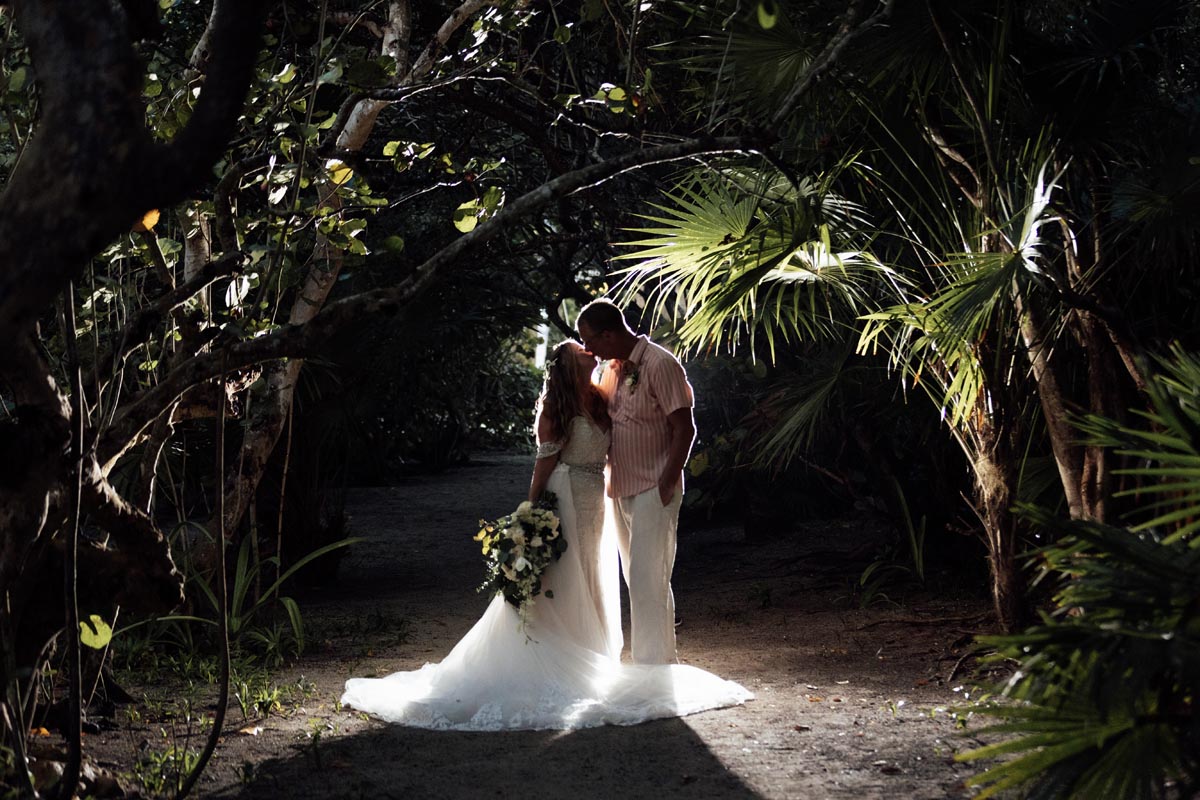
top-left (568, 462), bottom-right (605, 476)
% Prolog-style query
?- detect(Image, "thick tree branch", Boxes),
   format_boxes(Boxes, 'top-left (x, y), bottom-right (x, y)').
top-left (409, 0), bottom-right (495, 81)
top-left (99, 135), bottom-right (763, 461)
top-left (0, 1), bottom-right (149, 333)
top-left (0, 0), bottom-right (266, 340)
top-left (80, 457), bottom-right (183, 611)
top-left (0, 337), bottom-right (71, 614)
top-left (150, 0), bottom-right (268, 205)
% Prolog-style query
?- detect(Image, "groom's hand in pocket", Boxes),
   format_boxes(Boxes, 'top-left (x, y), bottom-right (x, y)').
top-left (658, 475), bottom-right (677, 507)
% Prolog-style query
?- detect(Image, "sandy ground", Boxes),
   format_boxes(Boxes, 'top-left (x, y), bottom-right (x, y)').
top-left (81, 454), bottom-right (992, 799)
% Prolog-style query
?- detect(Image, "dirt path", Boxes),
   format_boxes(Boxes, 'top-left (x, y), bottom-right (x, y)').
top-left (95, 455), bottom-right (989, 798)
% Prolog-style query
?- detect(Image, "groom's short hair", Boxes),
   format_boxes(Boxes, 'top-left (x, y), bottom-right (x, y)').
top-left (577, 299), bottom-right (628, 333)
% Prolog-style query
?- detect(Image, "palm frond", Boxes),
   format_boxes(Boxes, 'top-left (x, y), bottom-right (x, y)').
top-left (1076, 344), bottom-right (1200, 544)
top-left (747, 341), bottom-right (871, 467)
top-left (652, 3), bottom-right (813, 124)
top-left (857, 155), bottom-right (1065, 430)
top-left (958, 415), bottom-right (1200, 799)
top-left (615, 166), bottom-right (887, 359)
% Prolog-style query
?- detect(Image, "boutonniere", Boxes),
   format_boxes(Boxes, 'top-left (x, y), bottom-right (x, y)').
top-left (623, 361), bottom-right (640, 394)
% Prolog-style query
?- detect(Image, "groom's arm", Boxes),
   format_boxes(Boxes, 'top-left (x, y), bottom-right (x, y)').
top-left (659, 407), bottom-right (696, 506)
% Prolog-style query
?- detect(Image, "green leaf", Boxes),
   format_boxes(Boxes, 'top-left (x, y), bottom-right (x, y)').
top-left (480, 185), bottom-right (505, 213)
top-left (554, 25), bottom-right (572, 44)
top-left (279, 596), bottom-right (305, 653)
top-left (453, 199), bottom-right (480, 232)
top-left (318, 62), bottom-right (343, 85)
top-left (273, 63), bottom-right (297, 84)
top-left (325, 159), bottom-right (353, 185)
top-left (8, 67), bottom-right (26, 93)
top-left (382, 235), bottom-right (405, 254)
top-left (341, 218), bottom-right (368, 236)
top-left (80, 614), bottom-right (113, 650)
top-left (606, 86), bottom-right (629, 114)
top-left (757, 0), bottom-right (779, 30)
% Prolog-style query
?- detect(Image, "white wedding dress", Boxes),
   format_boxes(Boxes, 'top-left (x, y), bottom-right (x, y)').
top-left (341, 416), bottom-right (753, 731)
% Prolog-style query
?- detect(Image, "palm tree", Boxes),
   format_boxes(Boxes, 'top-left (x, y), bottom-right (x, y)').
top-left (958, 345), bottom-right (1200, 799)
top-left (612, 0), bottom-right (1200, 630)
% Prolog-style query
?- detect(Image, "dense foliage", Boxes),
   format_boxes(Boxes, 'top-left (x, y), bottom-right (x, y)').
top-left (1, 0), bottom-right (1198, 796)
top-left (961, 349), bottom-right (1200, 798)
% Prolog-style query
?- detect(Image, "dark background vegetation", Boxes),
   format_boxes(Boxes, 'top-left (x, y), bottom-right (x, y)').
top-left (2, 0), bottom-right (1199, 797)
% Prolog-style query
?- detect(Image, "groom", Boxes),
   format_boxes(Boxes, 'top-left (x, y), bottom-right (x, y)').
top-left (576, 299), bottom-right (696, 664)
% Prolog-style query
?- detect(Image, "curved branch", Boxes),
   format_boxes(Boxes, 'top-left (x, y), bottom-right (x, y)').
top-left (444, 85), bottom-right (571, 174)
top-left (926, 0), bottom-right (1000, 192)
top-left (214, 154), bottom-right (272, 251)
top-left (149, 0), bottom-right (269, 206)
top-left (0, 0), bottom-right (150, 333)
top-left (408, 0), bottom-right (495, 81)
top-left (98, 135), bottom-right (763, 461)
top-left (80, 456), bottom-right (183, 612)
top-left (0, 1), bottom-right (266, 341)
top-left (84, 252), bottom-right (244, 398)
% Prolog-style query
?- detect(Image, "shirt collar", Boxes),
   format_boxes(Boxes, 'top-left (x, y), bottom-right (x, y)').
top-left (627, 335), bottom-right (648, 364)
top-left (608, 335), bottom-right (648, 370)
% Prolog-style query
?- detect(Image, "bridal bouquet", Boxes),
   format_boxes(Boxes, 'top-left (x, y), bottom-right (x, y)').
top-left (475, 493), bottom-right (567, 617)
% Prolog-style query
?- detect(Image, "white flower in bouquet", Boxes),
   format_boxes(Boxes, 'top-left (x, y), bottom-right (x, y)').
top-left (474, 492), bottom-right (567, 626)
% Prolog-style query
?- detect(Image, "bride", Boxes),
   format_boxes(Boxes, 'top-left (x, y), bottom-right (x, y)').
top-left (340, 341), bottom-right (752, 731)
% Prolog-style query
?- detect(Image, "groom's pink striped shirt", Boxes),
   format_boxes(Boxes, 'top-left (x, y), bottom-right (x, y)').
top-left (597, 336), bottom-right (694, 499)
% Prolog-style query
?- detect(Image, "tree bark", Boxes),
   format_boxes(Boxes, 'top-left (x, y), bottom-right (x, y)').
top-left (1014, 282), bottom-right (1086, 520)
top-left (212, 1), bottom-right (420, 542)
top-left (0, 0), bottom-right (266, 756)
top-left (973, 421), bottom-right (1026, 631)
top-left (1077, 311), bottom-right (1118, 522)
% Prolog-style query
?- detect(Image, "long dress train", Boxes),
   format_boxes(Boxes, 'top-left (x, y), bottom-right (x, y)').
top-left (340, 417), bottom-right (752, 731)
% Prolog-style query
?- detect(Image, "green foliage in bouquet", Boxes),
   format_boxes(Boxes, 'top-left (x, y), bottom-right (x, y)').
top-left (958, 346), bottom-right (1200, 799)
top-left (475, 493), bottom-right (567, 612)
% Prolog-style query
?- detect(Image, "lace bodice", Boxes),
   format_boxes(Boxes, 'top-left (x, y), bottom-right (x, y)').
top-left (558, 416), bottom-right (610, 467)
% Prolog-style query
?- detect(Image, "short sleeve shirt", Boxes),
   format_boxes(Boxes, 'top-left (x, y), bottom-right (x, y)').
top-left (598, 336), bottom-right (694, 498)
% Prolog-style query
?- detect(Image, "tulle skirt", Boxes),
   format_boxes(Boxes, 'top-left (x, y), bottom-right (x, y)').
top-left (340, 464), bottom-right (753, 731)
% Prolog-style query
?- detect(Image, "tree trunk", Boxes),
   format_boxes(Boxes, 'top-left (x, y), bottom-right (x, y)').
top-left (212, 0), bottom-right (410, 538)
top-left (1078, 311), bottom-right (1119, 522)
top-left (973, 424), bottom-right (1027, 631)
top-left (0, 0), bottom-right (266, 757)
top-left (1067, 175), bottom-right (1122, 523)
top-left (1014, 282), bottom-right (1085, 520)
top-left (214, 1), bottom-right (489, 541)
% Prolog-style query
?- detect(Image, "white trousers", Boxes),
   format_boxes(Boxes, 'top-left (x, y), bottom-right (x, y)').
top-left (612, 487), bottom-right (680, 664)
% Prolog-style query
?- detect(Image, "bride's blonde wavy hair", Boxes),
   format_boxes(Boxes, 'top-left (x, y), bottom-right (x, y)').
top-left (536, 341), bottom-right (610, 445)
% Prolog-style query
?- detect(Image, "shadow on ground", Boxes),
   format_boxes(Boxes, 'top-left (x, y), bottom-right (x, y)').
top-left (216, 717), bottom-right (761, 800)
